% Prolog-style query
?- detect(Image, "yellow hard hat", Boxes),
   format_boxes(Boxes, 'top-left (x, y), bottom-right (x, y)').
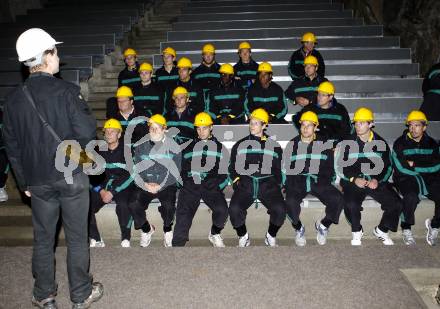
top-left (250, 108), bottom-right (269, 124)
top-left (406, 110), bottom-right (428, 125)
top-left (173, 86), bottom-right (188, 97)
top-left (299, 111), bottom-right (319, 126)
top-left (317, 81), bottom-right (335, 95)
top-left (139, 62), bottom-right (153, 72)
top-left (162, 47), bottom-right (176, 57)
top-left (177, 57), bottom-right (192, 69)
top-left (202, 43), bottom-right (215, 54)
top-left (301, 32), bottom-right (317, 43)
top-left (116, 86), bottom-right (133, 98)
top-left (238, 41), bottom-right (251, 51)
top-left (194, 112), bottom-right (213, 127)
top-left (123, 48), bottom-right (137, 57)
top-left (258, 62), bottom-right (273, 73)
top-left (149, 114), bottom-right (167, 127)
top-left (103, 118), bottom-right (122, 131)
top-left (353, 107), bottom-right (374, 122)
top-left (303, 55), bottom-right (318, 66)
top-left (219, 63), bottom-right (234, 75)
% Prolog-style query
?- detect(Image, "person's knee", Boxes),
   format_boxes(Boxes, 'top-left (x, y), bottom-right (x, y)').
top-left (270, 203), bottom-right (287, 224)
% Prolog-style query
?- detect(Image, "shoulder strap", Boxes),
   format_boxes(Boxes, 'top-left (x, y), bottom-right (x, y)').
top-left (22, 85), bottom-right (62, 143)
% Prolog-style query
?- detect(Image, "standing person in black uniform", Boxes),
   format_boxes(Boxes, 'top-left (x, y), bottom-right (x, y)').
top-left (207, 63), bottom-right (246, 124)
top-left (0, 106), bottom-right (9, 202)
top-left (229, 108), bottom-right (286, 247)
top-left (165, 86), bottom-right (197, 145)
top-left (192, 43), bottom-right (221, 95)
top-left (3, 28), bottom-right (102, 308)
top-left (133, 62), bottom-right (165, 117)
top-left (129, 114), bottom-right (181, 248)
top-left (336, 107), bottom-right (402, 246)
top-left (118, 48), bottom-right (140, 88)
top-left (288, 32), bottom-right (325, 80)
top-left (285, 55), bottom-right (327, 108)
top-left (293, 81), bottom-right (351, 144)
top-left (166, 57), bottom-right (205, 114)
top-left (284, 111), bottom-right (344, 246)
top-left (172, 112), bottom-right (229, 247)
top-left (234, 41), bottom-right (259, 90)
top-left (155, 47), bottom-right (179, 93)
top-left (420, 62), bottom-right (440, 120)
top-left (392, 110), bottom-right (440, 246)
top-left (245, 62), bottom-right (288, 123)
top-left (89, 119), bottom-right (134, 249)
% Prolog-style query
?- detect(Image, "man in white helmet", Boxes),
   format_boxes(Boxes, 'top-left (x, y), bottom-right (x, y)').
top-left (2, 28), bottom-right (103, 309)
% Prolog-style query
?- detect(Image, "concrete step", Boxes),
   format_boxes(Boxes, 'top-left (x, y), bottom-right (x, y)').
top-left (153, 48), bottom-right (412, 66)
top-left (181, 3), bottom-right (344, 14)
top-left (172, 18), bottom-right (364, 31)
top-left (167, 25), bottom-right (383, 41)
top-left (161, 37), bottom-right (399, 52)
top-left (178, 10), bottom-right (353, 22)
top-left (185, 0), bottom-right (338, 8)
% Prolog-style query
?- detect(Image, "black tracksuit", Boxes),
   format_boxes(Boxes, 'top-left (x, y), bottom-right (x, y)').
top-left (233, 59), bottom-right (259, 90)
top-left (229, 134), bottom-right (286, 237)
top-left (284, 135), bottom-right (343, 229)
top-left (128, 136), bottom-right (182, 232)
top-left (288, 48), bottom-right (325, 80)
top-left (293, 99), bottom-right (352, 144)
top-left (118, 63), bottom-right (141, 88)
top-left (154, 65), bottom-right (179, 93)
top-left (246, 81), bottom-right (288, 123)
top-left (166, 78), bottom-right (205, 114)
top-left (165, 106), bottom-right (196, 145)
top-left (0, 108), bottom-right (9, 188)
top-left (192, 62), bottom-right (221, 93)
top-left (112, 107), bottom-right (149, 145)
top-left (206, 81), bottom-right (246, 124)
top-left (392, 130), bottom-right (440, 229)
top-left (172, 136), bottom-right (229, 246)
top-left (284, 74), bottom-right (328, 105)
top-left (132, 81), bottom-right (165, 117)
top-left (89, 141), bottom-right (133, 241)
top-left (420, 62), bottom-right (440, 120)
top-left (337, 131), bottom-right (402, 232)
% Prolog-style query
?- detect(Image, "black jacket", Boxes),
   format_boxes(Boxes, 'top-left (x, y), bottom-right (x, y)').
top-left (288, 48), bottom-right (325, 80)
top-left (154, 65), bottom-right (179, 92)
top-left (233, 59), bottom-right (259, 90)
top-left (3, 72), bottom-right (96, 190)
top-left (207, 81), bottom-right (246, 124)
top-left (165, 106), bottom-right (196, 145)
top-left (166, 78), bottom-right (205, 114)
top-left (192, 62), bottom-right (221, 92)
top-left (132, 81), bottom-right (165, 117)
top-left (245, 81), bottom-right (288, 122)
top-left (420, 63), bottom-right (440, 120)
top-left (113, 107), bottom-right (149, 145)
top-left (284, 74), bottom-right (328, 104)
top-left (118, 63), bottom-right (140, 88)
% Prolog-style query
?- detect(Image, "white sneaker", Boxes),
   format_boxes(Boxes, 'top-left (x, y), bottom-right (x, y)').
top-left (295, 225), bottom-right (306, 247)
top-left (163, 231), bottom-right (173, 247)
top-left (351, 231), bottom-right (363, 246)
top-left (0, 187), bottom-right (8, 202)
top-left (315, 221), bottom-right (328, 245)
top-left (238, 233), bottom-right (250, 247)
top-left (209, 233), bottom-right (225, 247)
top-left (140, 225), bottom-right (155, 247)
top-left (264, 232), bottom-right (278, 247)
top-left (373, 226), bottom-right (394, 245)
top-left (121, 239), bottom-right (130, 248)
top-left (426, 219), bottom-right (439, 246)
top-left (402, 229), bottom-right (416, 246)
top-left (90, 239), bottom-right (105, 248)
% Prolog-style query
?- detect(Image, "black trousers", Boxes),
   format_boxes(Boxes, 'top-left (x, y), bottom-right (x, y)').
top-left (342, 182), bottom-right (402, 232)
top-left (395, 176), bottom-right (440, 229)
top-left (128, 185), bottom-right (177, 231)
top-left (29, 172), bottom-right (92, 303)
top-left (89, 188), bottom-right (132, 241)
top-left (285, 176), bottom-right (344, 226)
top-left (172, 182), bottom-right (228, 246)
top-left (229, 177), bottom-right (286, 230)
top-left (0, 149), bottom-right (9, 187)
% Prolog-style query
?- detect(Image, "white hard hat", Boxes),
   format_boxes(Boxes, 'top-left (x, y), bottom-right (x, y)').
top-left (16, 28), bottom-right (62, 66)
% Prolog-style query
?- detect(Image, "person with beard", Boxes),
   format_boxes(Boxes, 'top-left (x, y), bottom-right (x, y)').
top-left (288, 32), bottom-right (325, 80)
top-left (206, 63), bottom-right (246, 124)
top-left (172, 112), bottom-right (229, 247)
top-left (192, 43), bottom-right (221, 95)
top-left (155, 47), bottom-right (179, 93)
top-left (128, 114), bottom-right (181, 247)
top-left (118, 48), bottom-right (140, 88)
top-left (233, 41), bottom-right (259, 90)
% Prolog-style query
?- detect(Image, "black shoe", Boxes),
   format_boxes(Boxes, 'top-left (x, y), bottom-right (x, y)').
top-left (32, 296), bottom-right (58, 309)
top-left (72, 282), bottom-right (104, 309)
